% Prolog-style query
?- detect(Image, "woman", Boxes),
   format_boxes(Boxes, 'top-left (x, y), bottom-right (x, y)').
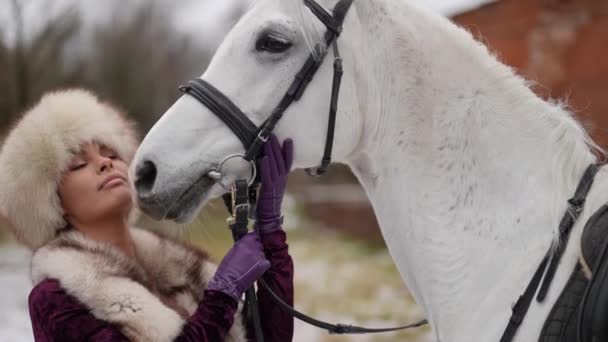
top-left (0, 89), bottom-right (294, 341)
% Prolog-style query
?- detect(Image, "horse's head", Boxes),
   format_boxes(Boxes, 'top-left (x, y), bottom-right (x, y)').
top-left (132, 0), bottom-right (362, 222)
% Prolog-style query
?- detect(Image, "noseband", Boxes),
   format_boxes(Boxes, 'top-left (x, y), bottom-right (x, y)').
top-left (179, 0), bottom-right (353, 176)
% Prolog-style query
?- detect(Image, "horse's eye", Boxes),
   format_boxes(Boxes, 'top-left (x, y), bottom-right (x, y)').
top-left (255, 34), bottom-right (292, 53)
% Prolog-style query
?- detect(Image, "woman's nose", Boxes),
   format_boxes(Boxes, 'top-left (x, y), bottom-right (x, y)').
top-left (98, 157), bottom-right (113, 173)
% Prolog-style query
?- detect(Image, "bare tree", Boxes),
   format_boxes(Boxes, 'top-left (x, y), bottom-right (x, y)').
top-left (0, 34), bottom-right (13, 130)
top-left (0, 0), bottom-right (213, 135)
top-left (84, 1), bottom-right (209, 132)
top-left (0, 0), bottom-right (83, 134)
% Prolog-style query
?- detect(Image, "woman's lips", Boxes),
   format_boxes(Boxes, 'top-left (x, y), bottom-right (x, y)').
top-left (99, 175), bottom-right (127, 190)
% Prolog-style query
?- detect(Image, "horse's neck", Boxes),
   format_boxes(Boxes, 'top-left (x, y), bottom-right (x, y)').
top-left (345, 1), bottom-right (596, 339)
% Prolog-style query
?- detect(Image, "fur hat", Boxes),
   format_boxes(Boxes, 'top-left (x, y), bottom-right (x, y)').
top-left (0, 89), bottom-right (139, 250)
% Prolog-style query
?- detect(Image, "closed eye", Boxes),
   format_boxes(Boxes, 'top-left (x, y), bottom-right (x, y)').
top-left (255, 33), bottom-right (293, 53)
top-left (69, 163), bottom-right (87, 171)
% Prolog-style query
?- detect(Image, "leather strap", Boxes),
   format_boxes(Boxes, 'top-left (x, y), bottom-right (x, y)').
top-left (257, 277), bottom-right (428, 334)
top-left (306, 38), bottom-right (343, 176)
top-left (229, 180), bottom-right (265, 342)
top-left (258, 278), bottom-right (428, 335)
top-left (501, 255), bottom-right (550, 342)
top-left (304, 0), bottom-right (344, 36)
top-left (536, 164), bottom-right (600, 301)
top-left (251, 0), bottom-right (353, 169)
top-left (500, 164), bottom-right (600, 342)
top-left (179, 79), bottom-right (258, 150)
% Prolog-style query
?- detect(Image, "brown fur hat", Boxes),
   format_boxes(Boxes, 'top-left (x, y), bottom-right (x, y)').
top-left (0, 89), bottom-right (139, 250)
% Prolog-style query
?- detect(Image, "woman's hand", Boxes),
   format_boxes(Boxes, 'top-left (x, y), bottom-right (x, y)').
top-left (255, 135), bottom-right (293, 234)
top-left (207, 232), bottom-right (270, 301)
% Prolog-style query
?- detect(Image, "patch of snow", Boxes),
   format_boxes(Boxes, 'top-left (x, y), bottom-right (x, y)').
top-left (0, 244), bottom-right (33, 342)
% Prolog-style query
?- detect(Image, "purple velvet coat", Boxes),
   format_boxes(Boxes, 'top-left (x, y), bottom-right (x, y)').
top-left (28, 230), bottom-right (294, 341)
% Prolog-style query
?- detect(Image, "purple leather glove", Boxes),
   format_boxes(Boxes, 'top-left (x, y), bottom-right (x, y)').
top-left (207, 232), bottom-right (271, 301)
top-left (254, 134), bottom-right (293, 234)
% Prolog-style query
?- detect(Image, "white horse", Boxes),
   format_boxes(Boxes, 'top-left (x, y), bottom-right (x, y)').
top-left (131, 0), bottom-right (608, 340)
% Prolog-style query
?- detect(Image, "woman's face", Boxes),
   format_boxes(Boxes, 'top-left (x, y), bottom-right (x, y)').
top-left (59, 142), bottom-right (132, 226)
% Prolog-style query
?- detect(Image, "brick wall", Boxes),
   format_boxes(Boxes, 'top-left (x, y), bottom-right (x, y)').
top-left (454, 0), bottom-right (608, 145)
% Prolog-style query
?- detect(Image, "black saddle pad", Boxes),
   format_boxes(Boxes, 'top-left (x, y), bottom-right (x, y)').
top-left (540, 203), bottom-right (608, 342)
top-left (539, 263), bottom-right (587, 341)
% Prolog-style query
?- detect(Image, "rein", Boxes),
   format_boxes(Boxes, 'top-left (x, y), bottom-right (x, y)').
top-left (223, 178), bottom-right (428, 336)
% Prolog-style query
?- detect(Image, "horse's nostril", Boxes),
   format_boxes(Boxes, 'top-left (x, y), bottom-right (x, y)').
top-left (135, 160), bottom-right (157, 195)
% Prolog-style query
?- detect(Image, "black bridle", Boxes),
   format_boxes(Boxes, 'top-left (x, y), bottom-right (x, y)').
top-left (179, 0), bottom-right (352, 176)
top-left (179, 0), bottom-right (428, 339)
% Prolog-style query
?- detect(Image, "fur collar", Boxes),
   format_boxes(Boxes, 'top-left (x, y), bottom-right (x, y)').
top-left (31, 227), bottom-right (245, 342)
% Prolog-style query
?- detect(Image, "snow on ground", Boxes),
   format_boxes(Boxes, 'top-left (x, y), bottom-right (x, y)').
top-left (0, 243), bottom-right (33, 342)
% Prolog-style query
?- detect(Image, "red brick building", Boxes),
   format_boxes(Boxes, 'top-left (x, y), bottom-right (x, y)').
top-left (455, 0), bottom-right (608, 145)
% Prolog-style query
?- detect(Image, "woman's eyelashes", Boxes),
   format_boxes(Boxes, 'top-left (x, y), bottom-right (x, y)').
top-left (67, 146), bottom-right (120, 172)
top-left (69, 162), bottom-right (87, 171)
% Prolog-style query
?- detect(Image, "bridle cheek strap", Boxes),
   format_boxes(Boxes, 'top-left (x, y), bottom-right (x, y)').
top-left (312, 41), bottom-right (343, 176)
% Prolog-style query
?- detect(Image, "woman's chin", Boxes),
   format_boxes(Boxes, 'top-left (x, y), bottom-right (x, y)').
top-left (104, 189), bottom-right (134, 215)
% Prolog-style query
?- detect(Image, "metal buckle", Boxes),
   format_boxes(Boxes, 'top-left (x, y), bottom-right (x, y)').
top-left (257, 131), bottom-right (269, 143)
top-left (226, 185), bottom-right (238, 226)
top-left (225, 185), bottom-right (251, 226)
top-left (567, 198), bottom-right (585, 219)
top-left (231, 185), bottom-right (237, 214)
